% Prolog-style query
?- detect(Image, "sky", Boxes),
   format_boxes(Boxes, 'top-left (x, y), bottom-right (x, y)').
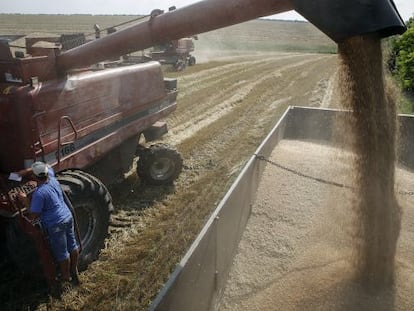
top-left (1, 0), bottom-right (413, 22)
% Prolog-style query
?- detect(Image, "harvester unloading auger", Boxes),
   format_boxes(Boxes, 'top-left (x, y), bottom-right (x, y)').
top-left (57, 0), bottom-right (406, 73)
top-left (0, 0), bottom-right (406, 293)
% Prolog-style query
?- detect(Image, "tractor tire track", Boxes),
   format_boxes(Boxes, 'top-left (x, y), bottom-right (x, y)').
top-left (167, 54), bottom-right (334, 146)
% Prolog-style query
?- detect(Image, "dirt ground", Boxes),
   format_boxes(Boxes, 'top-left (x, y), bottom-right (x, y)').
top-left (218, 140), bottom-right (414, 310)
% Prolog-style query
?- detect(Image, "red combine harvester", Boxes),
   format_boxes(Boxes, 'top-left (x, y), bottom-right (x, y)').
top-left (148, 7), bottom-right (197, 71)
top-left (0, 10), bottom-right (184, 289)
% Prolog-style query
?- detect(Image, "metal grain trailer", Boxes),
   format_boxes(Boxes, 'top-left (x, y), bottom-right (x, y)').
top-left (149, 106), bottom-right (414, 310)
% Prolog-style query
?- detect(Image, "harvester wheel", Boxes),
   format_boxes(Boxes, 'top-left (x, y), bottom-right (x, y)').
top-left (174, 59), bottom-right (186, 71)
top-left (56, 170), bottom-right (113, 270)
top-left (5, 219), bottom-right (43, 278)
top-left (137, 143), bottom-right (183, 185)
top-left (188, 56), bottom-right (196, 66)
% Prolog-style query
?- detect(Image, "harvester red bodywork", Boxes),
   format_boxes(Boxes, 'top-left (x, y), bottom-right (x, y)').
top-left (1, 63), bottom-right (176, 177)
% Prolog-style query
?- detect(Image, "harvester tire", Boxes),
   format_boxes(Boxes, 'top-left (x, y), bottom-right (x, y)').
top-left (137, 143), bottom-right (183, 185)
top-left (5, 219), bottom-right (43, 277)
top-left (56, 170), bottom-right (113, 271)
top-left (188, 56), bottom-right (196, 66)
top-left (174, 59), bottom-right (186, 71)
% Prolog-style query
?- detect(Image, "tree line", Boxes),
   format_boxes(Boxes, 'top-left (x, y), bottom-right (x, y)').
top-left (388, 17), bottom-right (414, 95)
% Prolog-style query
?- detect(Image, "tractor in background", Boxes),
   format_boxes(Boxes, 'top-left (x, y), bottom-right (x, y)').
top-left (148, 36), bottom-right (197, 71)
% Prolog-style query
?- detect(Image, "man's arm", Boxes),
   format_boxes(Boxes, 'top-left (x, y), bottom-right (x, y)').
top-left (16, 167), bottom-right (33, 177)
top-left (9, 167), bottom-right (33, 182)
top-left (16, 192), bottom-right (40, 220)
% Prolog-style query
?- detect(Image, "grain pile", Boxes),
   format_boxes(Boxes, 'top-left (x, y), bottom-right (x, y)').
top-left (218, 141), bottom-right (414, 310)
top-left (219, 35), bottom-right (412, 310)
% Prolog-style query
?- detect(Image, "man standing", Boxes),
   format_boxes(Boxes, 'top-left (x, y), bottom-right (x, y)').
top-left (17, 161), bottom-right (80, 289)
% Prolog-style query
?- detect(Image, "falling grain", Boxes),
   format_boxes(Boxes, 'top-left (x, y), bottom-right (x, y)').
top-left (338, 34), bottom-right (401, 290)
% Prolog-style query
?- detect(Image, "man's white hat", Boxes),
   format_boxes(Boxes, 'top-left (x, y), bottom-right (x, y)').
top-left (31, 161), bottom-right (48, 177)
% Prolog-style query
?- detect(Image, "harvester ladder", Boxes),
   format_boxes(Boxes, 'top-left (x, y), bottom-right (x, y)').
top-left (57, 116), bottom-right (78, 167)
top-left (33, 140), bottom-right (45, 157)
top-left (31, 111), bottom-right (47, 159)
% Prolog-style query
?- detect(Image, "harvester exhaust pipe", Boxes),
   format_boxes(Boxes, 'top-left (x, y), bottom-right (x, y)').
top-left (57, 0), bottom-right (406, 72)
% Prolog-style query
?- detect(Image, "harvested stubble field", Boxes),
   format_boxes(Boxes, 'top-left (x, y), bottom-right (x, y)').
top-left (1, 14), bottom-right (348, 311)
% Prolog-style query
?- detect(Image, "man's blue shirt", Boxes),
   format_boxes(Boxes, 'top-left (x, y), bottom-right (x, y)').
top-left (30, 168), bottom-right (72, 229)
